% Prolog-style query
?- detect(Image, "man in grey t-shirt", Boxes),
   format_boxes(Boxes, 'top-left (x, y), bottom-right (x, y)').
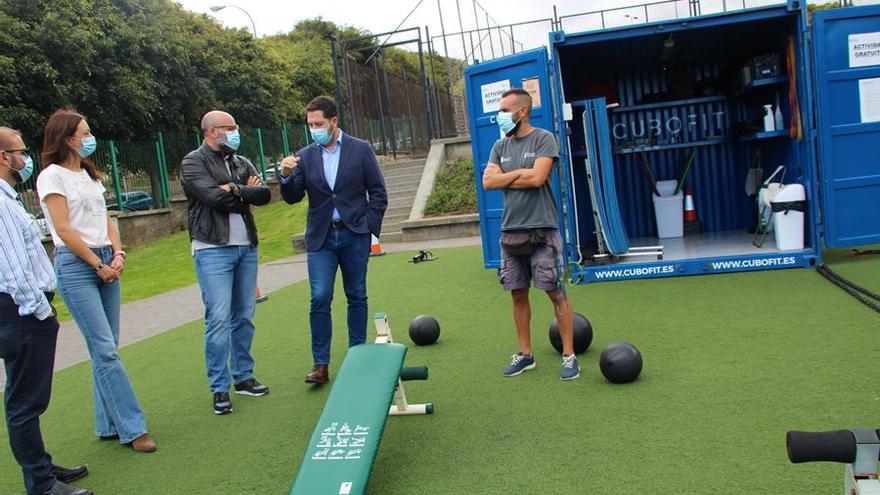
top-left (482, 88), bottom-right (579, 381)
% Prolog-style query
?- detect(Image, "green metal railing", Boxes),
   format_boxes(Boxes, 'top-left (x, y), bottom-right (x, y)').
top-left (16, 124), bottom-right (309, 216)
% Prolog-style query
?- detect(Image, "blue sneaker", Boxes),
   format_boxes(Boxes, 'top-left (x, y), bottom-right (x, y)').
top-left (560, 354), bottom-right (580, 381)
top-left (503, 352), bottom-right (536, 377)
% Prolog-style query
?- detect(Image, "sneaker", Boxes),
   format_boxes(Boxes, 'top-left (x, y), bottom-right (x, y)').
top-left (213, 392), bottom-right (233, 415)
top-left (234, 378), bottom-right (270, 397)
top-left (502, 352), bottom-right (536, 377)
top-left (560, 354), bottom-right (580, 381)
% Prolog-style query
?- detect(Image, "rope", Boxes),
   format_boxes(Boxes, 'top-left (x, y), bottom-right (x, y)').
top-left (816, 264), bottom-right (880, 314)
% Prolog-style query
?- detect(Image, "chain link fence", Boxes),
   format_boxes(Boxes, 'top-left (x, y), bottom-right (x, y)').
top-left (15, 124), bottom-right (309, 218)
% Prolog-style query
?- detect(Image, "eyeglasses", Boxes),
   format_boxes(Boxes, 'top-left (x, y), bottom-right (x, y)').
top-left (3, 149), bottom-right (30, 159)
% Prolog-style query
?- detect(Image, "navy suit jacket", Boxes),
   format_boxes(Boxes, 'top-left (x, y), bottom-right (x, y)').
top-left (280, 133), bottom-right (388, 251)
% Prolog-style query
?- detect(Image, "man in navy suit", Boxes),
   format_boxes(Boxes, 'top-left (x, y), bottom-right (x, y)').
top-left (279, 96), bottom-right (387, 385)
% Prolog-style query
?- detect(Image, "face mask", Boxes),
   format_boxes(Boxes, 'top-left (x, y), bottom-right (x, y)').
top-left (77, 136), bottom-right (97, 158)
top-left (311, 126), bottom-right (332, 146)
top-left (497, 108), bottom-right (522, 136)
top-left (4, 153), bottom-right (33, 184)
top-left (220, 129), bottom-right (241, 153)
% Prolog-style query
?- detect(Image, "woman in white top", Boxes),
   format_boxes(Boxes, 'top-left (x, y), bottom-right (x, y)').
top-left (37, 110), bottom-right (156, 453)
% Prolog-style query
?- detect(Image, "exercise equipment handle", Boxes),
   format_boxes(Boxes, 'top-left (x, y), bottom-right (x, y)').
top-left (399, 366), bottom-right (429, 381)
top-left (787, 430), bottom-right (880, 464)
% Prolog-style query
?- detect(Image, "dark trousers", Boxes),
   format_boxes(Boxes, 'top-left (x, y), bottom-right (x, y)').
top-left (0, 292), bottom-right (59, 494)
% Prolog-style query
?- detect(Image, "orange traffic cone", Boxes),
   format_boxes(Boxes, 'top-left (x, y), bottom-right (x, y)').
top-left (684, 187), bottom-right (702, 235)
top-left (684, 187), bottom-right (698, 222)
top-left (370, 234), bottom-right (385, 257)
top-left (256, 285), bottom-right (268, 303)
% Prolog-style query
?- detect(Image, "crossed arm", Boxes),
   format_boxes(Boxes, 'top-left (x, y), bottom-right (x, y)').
top-left (482, 156), bottom-right (554, 191)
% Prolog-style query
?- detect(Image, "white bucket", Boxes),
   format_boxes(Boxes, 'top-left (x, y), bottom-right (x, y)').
top-left (771, 184), bottom-right (806, 251)
top-left (653, 180), bottom-right (683, 239)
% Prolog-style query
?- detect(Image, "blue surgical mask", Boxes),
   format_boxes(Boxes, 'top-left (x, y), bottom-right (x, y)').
top-left (311, 127), bottom-right (331, 146)
top-left (77, 136), bottom-right (97, 158)
top-left (223, 130), bottom-right (241, 151)
top-left (5, 153), bottom-right (33, 184)
top-left (17, 155), bottom-right (34, 183)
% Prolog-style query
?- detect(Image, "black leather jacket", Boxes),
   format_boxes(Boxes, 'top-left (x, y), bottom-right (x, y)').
top-left (180, 143), bottom-right (271, 246)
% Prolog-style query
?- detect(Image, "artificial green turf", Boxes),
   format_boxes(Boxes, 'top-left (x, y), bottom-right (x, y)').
top-left (1, 245), bottom-right (878, 494)
top-left (51, 198), bottom-right (307, 321)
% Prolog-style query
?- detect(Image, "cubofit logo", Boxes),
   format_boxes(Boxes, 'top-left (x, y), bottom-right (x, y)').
top-left (710, 257), bottom-right (797, 270)
top-left (339, 481), bottom-right (353, 494)
top-left (593, 265), bottom-right (675, 280)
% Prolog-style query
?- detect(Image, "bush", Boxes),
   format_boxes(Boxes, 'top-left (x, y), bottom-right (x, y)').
top-left (423, 159), bottom-right (478, 216)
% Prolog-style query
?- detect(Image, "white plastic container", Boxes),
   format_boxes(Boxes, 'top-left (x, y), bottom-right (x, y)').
top-left (653, 180), bottom-right (683, 238)
top-left (771, 183), bottom-right (806, 251)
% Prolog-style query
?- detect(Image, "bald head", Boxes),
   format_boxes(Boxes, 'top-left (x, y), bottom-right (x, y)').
top-left (0, 126), bottom-right (22, 150)
top-left (201, 111), bottom-right (235, 135)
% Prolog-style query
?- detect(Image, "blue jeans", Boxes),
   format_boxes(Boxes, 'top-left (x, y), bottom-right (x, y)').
top-left (306, 226), bottom-right (371, 365)
top-left (193, 245), bottom-right (258, 393)
top-left (54, 246), bottom-right (148, 444)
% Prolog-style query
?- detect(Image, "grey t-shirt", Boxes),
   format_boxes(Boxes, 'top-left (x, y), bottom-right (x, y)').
top-left (488, 127), bottom-right (559, 231)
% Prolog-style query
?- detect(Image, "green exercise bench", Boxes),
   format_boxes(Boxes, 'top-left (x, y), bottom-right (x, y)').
top-left (290, 313), bottom-right (434, 495)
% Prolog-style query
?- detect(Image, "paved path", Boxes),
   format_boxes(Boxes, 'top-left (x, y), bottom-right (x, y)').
top-left (0, 237), bottom-right (481, 389)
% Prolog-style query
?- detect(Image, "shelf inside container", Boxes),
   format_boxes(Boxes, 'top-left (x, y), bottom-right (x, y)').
top-left (607, 96), bottom-right (727, 113)
top-left (611, 138), bottom-right (727, 155)
top-left (736, 129), bottom-right (789, 142)
top-left (734, 76), bottom-right (789, 98)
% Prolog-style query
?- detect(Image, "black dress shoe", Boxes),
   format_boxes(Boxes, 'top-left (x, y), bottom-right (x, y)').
top-left (41, 480), bottom-right (93, 495)
top-left (52, 464), bottom-right (88, 484)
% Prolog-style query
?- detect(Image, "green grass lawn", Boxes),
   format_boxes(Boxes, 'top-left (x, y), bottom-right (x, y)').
top-left (52, 199), bottom-right (307, 321)
top-left (2, 245), bottom-right (878, 494)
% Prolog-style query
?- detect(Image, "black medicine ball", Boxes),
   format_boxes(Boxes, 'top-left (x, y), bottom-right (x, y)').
top-left (599, 342), bottom-right (643, 383)
top-left (408, 315), bottom-right (440, 346)
top-left (548, 312), bottom-right (593, 354)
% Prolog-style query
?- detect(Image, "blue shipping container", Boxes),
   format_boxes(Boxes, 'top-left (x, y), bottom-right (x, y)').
top-left (466, 1), bottom-right (880, 283)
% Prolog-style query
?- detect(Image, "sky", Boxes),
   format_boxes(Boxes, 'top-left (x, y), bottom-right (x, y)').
top-left (177, 0), bottom-right (684, 38)
top-left (177, 0), bottom-right (880, 40)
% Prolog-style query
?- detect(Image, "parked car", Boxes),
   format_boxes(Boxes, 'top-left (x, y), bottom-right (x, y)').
top-left (106, 190), bottom-right (153, 211)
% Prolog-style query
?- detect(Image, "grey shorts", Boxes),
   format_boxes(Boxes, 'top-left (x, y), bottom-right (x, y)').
top-left (498, 229), bottom-right (564, 292)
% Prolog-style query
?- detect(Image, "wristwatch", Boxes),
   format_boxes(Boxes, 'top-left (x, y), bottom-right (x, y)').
top-left (113, 250), bottom-right (126, 259)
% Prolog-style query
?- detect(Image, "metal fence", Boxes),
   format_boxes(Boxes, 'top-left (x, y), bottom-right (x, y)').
top-left (16, 124), bottom-right (309, 217)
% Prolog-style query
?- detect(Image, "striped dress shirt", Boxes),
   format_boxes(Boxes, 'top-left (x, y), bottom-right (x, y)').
top-left (0, 180), bottom-right (55, 319)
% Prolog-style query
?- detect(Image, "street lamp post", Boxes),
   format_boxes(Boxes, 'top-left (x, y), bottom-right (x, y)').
top-left (209, 4), bottom-right (257, 38)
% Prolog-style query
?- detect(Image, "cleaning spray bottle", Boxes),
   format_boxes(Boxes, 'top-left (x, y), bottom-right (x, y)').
top-left (774, 94), bottom-right (785, 131)
top-left (763, 104), bottom-right (775, 132)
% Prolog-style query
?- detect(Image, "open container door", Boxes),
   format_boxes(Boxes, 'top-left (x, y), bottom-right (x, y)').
top-left (812, 5), bottom-right (880, 248)
top-left (464, 48), bottom-right (562, 268)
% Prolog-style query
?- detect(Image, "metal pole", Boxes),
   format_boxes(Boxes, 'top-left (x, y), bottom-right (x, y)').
top-left (156, 132), bottom-right (170, 207)
top-left (343, 54), bottom-right (359, 137)
top-left (372, 56), bottom-right (388, 156)
top-left (109, 140), bottom-right (124, 212)
top-left (498, 26), bottom-right (506, 56)
top-left (402, 64), bottom-right (416, 152)
top-left (509, 24), bottom-right (515, 54)
top-left (455, 0), bottom-right (467, 63)
top-left (256, 128), bottom-right (267, 179)
top-left (379, 49), bottom-right (397, 159)
top-left (417, 30), bottom-right (435, 145)
top-left (303, 123), bottom-right (310, 146)
top-left (332, 37), bottom-right (345, 131)
top-left (427, 26), bottom-right (444, 137)
top-left (472, 0), bottom-right (485, 62)
top-left (281, 122), bottom-right (290, 155)
top-left (553, 5), bottom-right (559, 31)
top-left (438, 0), bottom-right (450, 57)
top-left (485, 13), bottom-right (495, 59)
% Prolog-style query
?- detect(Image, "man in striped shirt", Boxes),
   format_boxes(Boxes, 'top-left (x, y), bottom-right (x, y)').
top-left (0, 127), bottom-right (92, 495)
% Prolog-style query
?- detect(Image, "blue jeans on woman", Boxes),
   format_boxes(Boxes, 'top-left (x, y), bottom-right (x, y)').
top-left (307, 226), bottom-right (371, 365)
top-left (54, 245), bottom-right (147, 444)
top-left (193, 245), bottom-right (258, 393)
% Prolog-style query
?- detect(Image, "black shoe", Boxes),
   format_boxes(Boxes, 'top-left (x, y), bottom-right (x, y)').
top-left (52, 464), bottom-right (89, 484)
top-left (98, 433), bottom-right (119, 441)
top-left (41, 480), bottom-right (93, 495)
top-left (234, 378), bottom-right (270, 397)
top-left (213, 391), bottom-right (233, 415)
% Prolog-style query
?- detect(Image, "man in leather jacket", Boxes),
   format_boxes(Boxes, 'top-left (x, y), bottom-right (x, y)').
top-left (181, 110), bottom-right (272, 415)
